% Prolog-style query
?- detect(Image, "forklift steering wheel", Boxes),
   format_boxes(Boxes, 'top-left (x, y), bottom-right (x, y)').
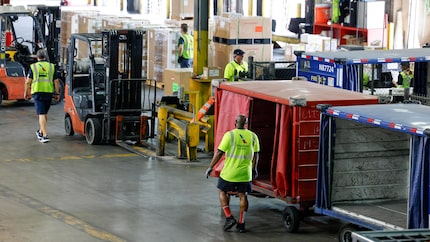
top-left (12, 37), bottom-right (24, 45)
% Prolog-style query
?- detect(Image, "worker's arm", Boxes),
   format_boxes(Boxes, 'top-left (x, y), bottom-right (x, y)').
top-left (252, 152), bottom-right (259, 170)
top-left (53, 79), bottom-right (61, 101)
top-left (252, 152), bottom-right (259, 180)
top-left (205, 149), bottom-right (225, 178)
top-left (224, 63), bottom-right (234, 81)
top-left (177, 44), bottom-right (183, 57)
top-left (24, 77), bottom-right (32, 100)
top-left (209, 149), bottom-right (224, 169)
top-left (177, 36), bottom-right (184, 57)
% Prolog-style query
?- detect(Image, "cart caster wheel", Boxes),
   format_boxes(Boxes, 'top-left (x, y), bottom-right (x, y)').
top-left (338, 223), bottom-right (360, 242)
top-left (282, 206), bottom-right (300, 233)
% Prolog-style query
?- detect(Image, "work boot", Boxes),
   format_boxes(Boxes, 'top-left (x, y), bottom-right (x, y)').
top-left (223, 216), bottom-right (237, 231)
top-left (236, 223), bottom-right (246, 233)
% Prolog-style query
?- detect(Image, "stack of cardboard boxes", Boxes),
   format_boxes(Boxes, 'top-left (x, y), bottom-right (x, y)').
top-left (209, 13), bottom-right (273, 69)
top-left (59, 7), bottom-right (181, 82)
top-left (284, 34), bottom-right (339, 61)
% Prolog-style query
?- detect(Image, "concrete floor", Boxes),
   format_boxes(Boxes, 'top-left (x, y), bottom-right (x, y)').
top-left (0, 99), bottom-right (343, 242)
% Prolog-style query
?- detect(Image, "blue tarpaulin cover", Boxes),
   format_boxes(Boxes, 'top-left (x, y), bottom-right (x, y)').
top-left (316, 103), bottom-right (430, 229)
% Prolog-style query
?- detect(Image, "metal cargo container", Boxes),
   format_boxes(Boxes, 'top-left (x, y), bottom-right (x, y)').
top-left (211, 80), bottom-right (378, 232)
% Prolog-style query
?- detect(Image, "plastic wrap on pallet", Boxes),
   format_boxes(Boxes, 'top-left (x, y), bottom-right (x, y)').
top-left (147, 27), bottom-right (181, 83)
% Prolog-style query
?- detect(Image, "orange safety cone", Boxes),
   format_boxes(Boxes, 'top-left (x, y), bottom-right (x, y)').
top-left (191, 96), bottom-right (215, 123)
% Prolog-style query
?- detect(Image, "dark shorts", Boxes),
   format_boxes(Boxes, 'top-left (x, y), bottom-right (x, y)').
top-left (33, 93), bottom-right (53, 115)
top-left (217, 177), bottom-right (252, 194)
top-left (179, 58), bottom-right (192, 68)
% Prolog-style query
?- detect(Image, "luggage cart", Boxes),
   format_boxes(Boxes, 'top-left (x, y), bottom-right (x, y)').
top-left (211, 80), bottom-right (378, 232)
top-left (352, 229), bottom-right (430, 242)
top-left (316, 103), bottom-right (430, 241)
top-left (296, 47), bottom-right (430, 99)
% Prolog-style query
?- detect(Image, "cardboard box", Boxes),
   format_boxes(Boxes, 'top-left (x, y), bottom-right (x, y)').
top-left (213, 15), bottom-right (272, 39)
top-left (202, 67), bottom-right (222, 79)
top-left (171, 0), bottom-right (194, 20)
top-left (284, 43), bottom-right (306, 61)
top-left (163, 68), bottom-right (193, 96)
top-left (211, 42), bottom-right (273, 70)
top-left (343, 34), bottom-right (365, 46)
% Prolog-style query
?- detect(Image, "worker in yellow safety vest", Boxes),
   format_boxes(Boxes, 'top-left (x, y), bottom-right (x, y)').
top-left (393, 62), bottom-right (413, 88)
top-left (24, 49), bottom-right (60, 143)
top-left (205, 114), bottom-right (260, 233)
top-left (224, 49), bottom-right (249, 82)
top-left (177, 23), bottom-right (193, 69)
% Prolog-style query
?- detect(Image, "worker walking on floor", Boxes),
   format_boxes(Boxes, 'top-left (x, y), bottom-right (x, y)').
top-left (224, 49), bottom-right (249, 82)
top-left (205, 114), bottom-right (260, 233)
top-left (177, 23), bottom-right (193, 68)
top-left (24, 49), bottom-right (60, 143)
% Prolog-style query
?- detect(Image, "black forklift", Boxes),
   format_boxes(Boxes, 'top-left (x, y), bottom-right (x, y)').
top-left (63, 30), bottom-right (157, 152)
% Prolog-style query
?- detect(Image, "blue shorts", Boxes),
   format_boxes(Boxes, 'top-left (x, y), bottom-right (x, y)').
top-left (179, 58), bottom-right (192, 68)
top-left (217, 177), bottom-right (252, 194)
top-left (33, 93), bottom-right (53, 115)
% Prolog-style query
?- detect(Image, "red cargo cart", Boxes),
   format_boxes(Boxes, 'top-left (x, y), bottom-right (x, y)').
top-left (211, 80), bottom-right (378, 232)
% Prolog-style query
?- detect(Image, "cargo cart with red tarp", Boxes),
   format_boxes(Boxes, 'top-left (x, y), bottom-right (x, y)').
top-left (316, 103), bottom-right (430, 242)
top-left (211, 80), bottom-right (378, 232)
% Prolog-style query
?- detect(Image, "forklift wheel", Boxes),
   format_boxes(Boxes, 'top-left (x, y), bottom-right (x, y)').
top-left (85, 118), bottom-right (102, 145)
top-left (64, 116), bottom-right (74, 136)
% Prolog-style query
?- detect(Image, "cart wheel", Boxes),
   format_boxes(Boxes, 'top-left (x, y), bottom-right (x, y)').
top-left (64, 115), bottom-right (74, 136)
top-left (85, 118), bottom-right (102, 145)
top-left (338, 223), bottom-right (359, 242)
top-left (282, 206), bottom-right (300, 233)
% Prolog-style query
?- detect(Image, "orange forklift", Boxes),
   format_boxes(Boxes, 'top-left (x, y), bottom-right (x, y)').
top-left (0, 3), bottom-right (63, 105)
top-left (63, 30), bottom-right (156, 150)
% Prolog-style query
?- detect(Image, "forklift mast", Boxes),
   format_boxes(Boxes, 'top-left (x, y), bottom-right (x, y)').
top-left (64, 29), bottom-right (156, 145)
top-left (102, 29), bottom-right (144, 80)
top-left (32, 5), bottom-right (61, 71)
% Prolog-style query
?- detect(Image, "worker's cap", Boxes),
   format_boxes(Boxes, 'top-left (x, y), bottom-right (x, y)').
top-left (233, 49), bottom-right (245, 56)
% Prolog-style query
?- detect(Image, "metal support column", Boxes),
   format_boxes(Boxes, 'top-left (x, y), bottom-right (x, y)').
top-left (194, 0), bottom-right (209, 75)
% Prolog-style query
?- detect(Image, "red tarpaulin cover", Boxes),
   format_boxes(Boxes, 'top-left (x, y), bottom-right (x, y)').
top-left (271, 104), bottom-right (293, 198)
top-left (212, 90), bottom-right (251, 177)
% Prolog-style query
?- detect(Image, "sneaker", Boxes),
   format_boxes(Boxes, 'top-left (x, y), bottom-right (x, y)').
top-left (39, 136), bottom-right (49, 143)
top-left (223, 216), bottom-right (237, 231)
top-left (236, 223), bottom-right (246, 233)
top-left (36, 130), bottom-right (43, 140)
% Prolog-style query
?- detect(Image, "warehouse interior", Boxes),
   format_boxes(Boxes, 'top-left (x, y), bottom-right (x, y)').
top-left (1, 0), bottom-right (430, 241)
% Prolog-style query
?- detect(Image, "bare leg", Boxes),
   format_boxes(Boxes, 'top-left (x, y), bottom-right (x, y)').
top-left (238, 192), bottom-right (248, 213)
top-left (39, 114), bottom-right (48, 136)
top-left (238, 192), bottom-right (248, 230)
top-left (219, 190), bottom-right (230, 207)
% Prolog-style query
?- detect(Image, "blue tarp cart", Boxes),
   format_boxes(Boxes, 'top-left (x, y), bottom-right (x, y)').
top-left (316, 103), bottom-right (430, 242)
